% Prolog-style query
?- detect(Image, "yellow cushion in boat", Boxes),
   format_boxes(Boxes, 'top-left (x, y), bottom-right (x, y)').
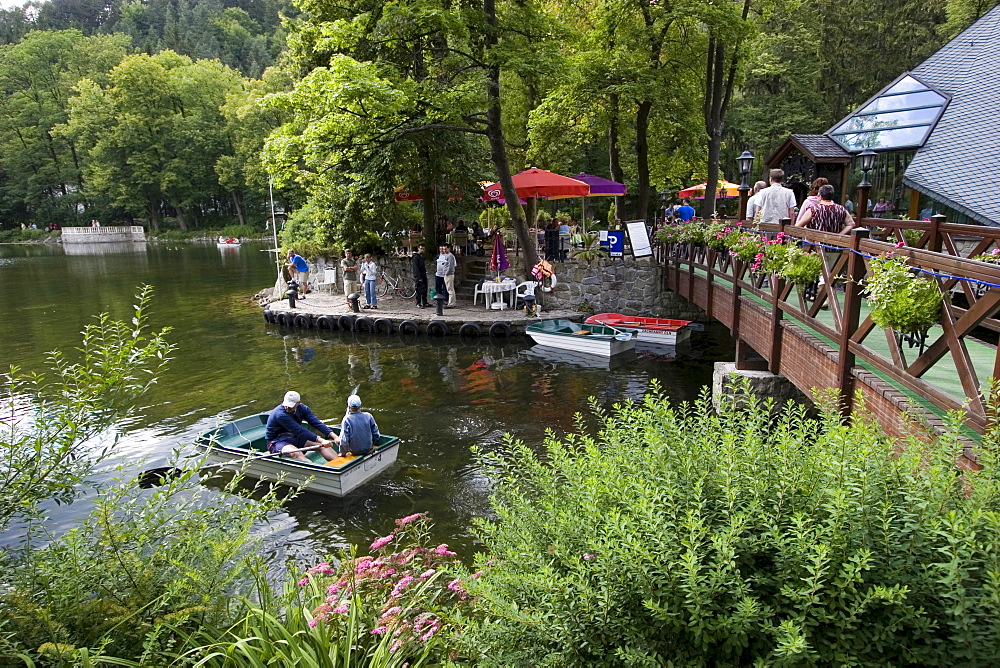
top-left (573, 330), bottom-right (591, 335)
top-left (325, 454), bottom-right (357, 467)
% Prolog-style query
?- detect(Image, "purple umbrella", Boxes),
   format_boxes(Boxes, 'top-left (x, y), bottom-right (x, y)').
top-left (489, 232), bottom-right (509, 277)
top-left (565, 174), bottom-right (626, 232)
top-left (570, 173), bottom-right (627, 196)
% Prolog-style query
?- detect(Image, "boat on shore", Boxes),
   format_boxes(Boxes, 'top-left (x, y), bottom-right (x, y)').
top-left (197, 413), bottom-right (400, 497)
top-left (585, 313), bottom-right (692, 345)
top-left (525, 318), bottom-right (635, 357)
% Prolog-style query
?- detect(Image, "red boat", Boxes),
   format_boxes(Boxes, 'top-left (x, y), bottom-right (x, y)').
top-left (585, 313), bottom-right (692, 345)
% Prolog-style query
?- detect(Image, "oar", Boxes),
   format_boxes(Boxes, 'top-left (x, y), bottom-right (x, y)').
top-left (137, 444), bottom-right (324, 488)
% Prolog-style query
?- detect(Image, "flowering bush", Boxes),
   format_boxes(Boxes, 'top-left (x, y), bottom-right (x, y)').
top-left (973, 248), bottom-right (1000, 265)
top-left (864, 249), bottom-right (943, 336)
top-left (306, 514), bottom-right (469, 659)
top-left (728, 230), bottom-right (767, 263)
top-left (178, 514), bottom-right (470, 666)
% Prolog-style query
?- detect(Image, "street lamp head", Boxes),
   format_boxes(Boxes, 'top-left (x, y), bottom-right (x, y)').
top-left (736, 150), bottom-right (755, 177)
top-left (857, 148), bottom-right (877, 188)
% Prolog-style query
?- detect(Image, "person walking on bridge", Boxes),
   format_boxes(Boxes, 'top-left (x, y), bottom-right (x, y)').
top-left (755, 169), bottom-right (797, 225)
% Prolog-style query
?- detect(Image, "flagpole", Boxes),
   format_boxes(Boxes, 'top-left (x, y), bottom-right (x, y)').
top-left (269, 175), bottom-right (281, 281)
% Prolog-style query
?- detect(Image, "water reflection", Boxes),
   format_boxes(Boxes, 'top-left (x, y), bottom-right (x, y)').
top-left (0, 242), bottom-right (735, 565)
top-left (62, 241), bottom-right (148, 255)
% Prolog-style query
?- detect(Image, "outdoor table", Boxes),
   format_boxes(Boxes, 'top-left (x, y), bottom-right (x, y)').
top-left (479, 279), bottom-right (517, 310)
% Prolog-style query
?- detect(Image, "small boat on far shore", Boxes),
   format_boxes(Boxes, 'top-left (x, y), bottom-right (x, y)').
top-left (585, 313), bottom-right (692, 346)
top-left (525, 318), bottom-right (635, 357)
top-left (197, 413), bottom-right (400, 497)
top-left (216, 236), bottom-right (242, 247)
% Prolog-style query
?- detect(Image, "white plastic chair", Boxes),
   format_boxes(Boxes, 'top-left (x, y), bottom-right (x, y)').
top-left (514, 281), bottom-right (539, 308)
top-left (473, 280), bottom-right (488, 306)
top-left (315, 268), bottom-right (338, 292)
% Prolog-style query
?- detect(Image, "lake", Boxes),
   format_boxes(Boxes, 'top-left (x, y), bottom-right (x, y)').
top-left (0, 240), bottom-right (734, 564)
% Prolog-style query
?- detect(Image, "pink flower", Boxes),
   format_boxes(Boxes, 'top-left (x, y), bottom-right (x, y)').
top-left (471, 571), bottom-right (483, 579)
top-left (419, 568), bottom-right (436, 579)
top-left (356, 559), bottom-right (375, 575)
top-left (297, 577), bottom-right (310, 586)
top-left (380, 606), bottom-right (403, 620)
top-left (391, 575), bottom-right (415, 597)
top-left (396, 513), bottom-right (425, 526)
top-left (371, 626), bottom-right (389, 635)
top-left (378, 568), bottom-right (397, 578)
top-left (447, 578), bottom-right (468, 599)
top-left (420, 623), bottom-right (440, 641)
top-left (390, 639), bottom-right (404, 653)
top-left (582, 553), bottom-right (595, 560)
top-left (895, 241), bottom-right (905, 248)
top-left (309, 618), bottom-right (319, 627)
top-left (434, 544), bottom-right (456, 556)
top-left (371, 535), bottom-right (394, 550)
top-left (332, 603), bottom-right (349, 614)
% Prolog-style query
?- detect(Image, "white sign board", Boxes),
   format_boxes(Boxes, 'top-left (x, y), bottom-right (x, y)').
top-left (625, 220), bottom-right (653, 258)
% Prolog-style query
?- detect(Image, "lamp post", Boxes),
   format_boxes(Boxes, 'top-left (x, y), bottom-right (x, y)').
top-left (855, 148), bottom-right (877, 222)
top-left (658, 189), bottom-right (670, 223)
top-left (736, 150), bottom-right (755, 222)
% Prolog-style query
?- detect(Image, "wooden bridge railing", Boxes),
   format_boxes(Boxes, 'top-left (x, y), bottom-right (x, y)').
top-left (661, 218), bottom-right (1000, 443)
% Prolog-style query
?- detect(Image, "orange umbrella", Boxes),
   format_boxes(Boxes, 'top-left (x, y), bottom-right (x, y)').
top-left (482, 168), bottom-right (590, 199)
top-left (678, 180), bottom-right (742, 199)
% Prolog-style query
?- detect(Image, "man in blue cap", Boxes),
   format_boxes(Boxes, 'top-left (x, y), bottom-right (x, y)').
top-left (264, 390), bottom-right (339, 462)
top-left (333, 394), bottom-right (380, 456)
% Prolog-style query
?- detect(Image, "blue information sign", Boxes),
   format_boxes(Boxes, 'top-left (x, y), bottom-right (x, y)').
top-left (606, 231), bottom-right (624, 258)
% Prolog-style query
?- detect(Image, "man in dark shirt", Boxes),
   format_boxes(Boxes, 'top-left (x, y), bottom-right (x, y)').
top-left (412, 244), bottom-right (428, 307)
top-left (264, 390), bottom-right (339, 462)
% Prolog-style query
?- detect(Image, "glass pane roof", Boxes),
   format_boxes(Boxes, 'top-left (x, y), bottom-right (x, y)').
top-left (829, 75), bottom-right (949, 152)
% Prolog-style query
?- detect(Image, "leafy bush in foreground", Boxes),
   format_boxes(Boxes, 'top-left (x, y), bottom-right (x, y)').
top-left (463, 382), bottom-right (1000, 666)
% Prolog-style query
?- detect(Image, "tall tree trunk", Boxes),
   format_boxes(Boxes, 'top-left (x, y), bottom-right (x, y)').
top-left (608, 93), bottom-right (624, 222)
top-left (422, 186), bottom-right (436, 253)
top-left (483, 0), bottom-right (537, 274)
top-left (147, 201), bottom-right (160, 232)
top-left (175, 205), bottom-right (188, 231)
top-left (701, 0), bottom-right (750, 218)
top-left (635, 100), bottom-right (652, 222)
top-left (231, 190), bottom-right (245, 226)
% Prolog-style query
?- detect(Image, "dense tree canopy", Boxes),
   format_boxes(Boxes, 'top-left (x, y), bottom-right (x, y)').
top-left (0, 0), bottom-right (995, 237)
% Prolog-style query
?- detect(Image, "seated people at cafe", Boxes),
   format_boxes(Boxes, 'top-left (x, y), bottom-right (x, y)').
top-left (265, 391), bottom-right (339, 462)
top-left (333, 394), bottom-right (380, 456)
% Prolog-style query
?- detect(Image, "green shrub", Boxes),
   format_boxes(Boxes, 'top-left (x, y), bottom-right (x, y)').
top-left (462, 382), bottom-right (1000, 666)
top-left (864, 250), bottom-right (943, 336)
top-left (0, 466), bottom-right (286, 664)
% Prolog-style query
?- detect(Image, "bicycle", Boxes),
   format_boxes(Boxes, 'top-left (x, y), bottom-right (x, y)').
top-left (377, 270), bottom-right (417, 299)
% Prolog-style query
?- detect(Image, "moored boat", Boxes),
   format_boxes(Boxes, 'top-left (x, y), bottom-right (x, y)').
top-left (216, 236), bottom-right (242, 247)
top-left (525, 318), bottom-right (635, 357)
top-left (585, 313), bottom-right (692, 345)
top-left (197, 413), bottom-right (400, 497)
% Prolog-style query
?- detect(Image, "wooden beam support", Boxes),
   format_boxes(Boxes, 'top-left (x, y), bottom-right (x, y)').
top-left (837, 229), bottom-right (869, 414)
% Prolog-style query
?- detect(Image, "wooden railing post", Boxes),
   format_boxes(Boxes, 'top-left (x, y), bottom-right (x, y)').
top-left (929, 213), bottom-right (945, 253)
top-left (838, 228), bottom-right (869, 414)
top-left (766, 219), bottom-right (791, 374)
top-left (732, 259), bottom-right (747, 369)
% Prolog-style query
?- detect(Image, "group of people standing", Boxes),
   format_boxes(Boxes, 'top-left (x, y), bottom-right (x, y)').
top-left (338, 249), bottom-right (381, 310)
top-left (411, 244), bottom-right (457, 308)
top-left (746, 169), bottom-right (856, 235)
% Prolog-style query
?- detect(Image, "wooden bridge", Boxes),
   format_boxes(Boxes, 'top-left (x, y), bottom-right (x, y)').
top-left (660, 215), bottom-right (1000, 454)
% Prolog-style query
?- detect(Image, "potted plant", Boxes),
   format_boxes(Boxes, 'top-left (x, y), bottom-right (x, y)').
top-left (863, 249), bottom-right (943, 337)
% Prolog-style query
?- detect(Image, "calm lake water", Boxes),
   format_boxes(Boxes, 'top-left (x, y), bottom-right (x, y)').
top-left (0, 241), bottom-right (734, 564)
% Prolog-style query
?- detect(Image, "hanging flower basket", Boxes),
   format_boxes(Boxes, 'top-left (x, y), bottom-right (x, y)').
top-left (863, 250), bottom-right (943, 337)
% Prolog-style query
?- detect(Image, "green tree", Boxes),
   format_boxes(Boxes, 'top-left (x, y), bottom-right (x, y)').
top-left (64, 51), bottom-right (245, 230)
top-left (0, 30), bottom-right (128, 226)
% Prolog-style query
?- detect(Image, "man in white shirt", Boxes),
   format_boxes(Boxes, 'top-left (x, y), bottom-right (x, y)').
top-left (745, 181), bottom-right (767, 220)
top-left (754, 169), bottom-right (797, 225)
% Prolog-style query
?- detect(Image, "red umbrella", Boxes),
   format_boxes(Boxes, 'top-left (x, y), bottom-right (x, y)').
top-left (482, 168), bottom-right (590, 200)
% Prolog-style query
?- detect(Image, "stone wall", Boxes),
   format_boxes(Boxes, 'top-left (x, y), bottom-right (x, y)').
top-left (711, 362), bottom-right (815, 414)
top-left (542, 256), bottom-right (706, 320)
top-left (314, 253), bottom-right (705, 320)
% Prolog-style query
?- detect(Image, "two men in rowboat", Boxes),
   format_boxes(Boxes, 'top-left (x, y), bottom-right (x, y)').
top-left (265, 391), bottom-right (340, 462)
